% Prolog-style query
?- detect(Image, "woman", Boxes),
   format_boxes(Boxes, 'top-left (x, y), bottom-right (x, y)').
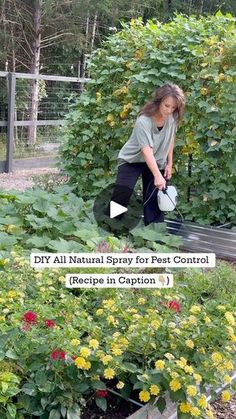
top-left (111, 82), bottom-right (185, 226)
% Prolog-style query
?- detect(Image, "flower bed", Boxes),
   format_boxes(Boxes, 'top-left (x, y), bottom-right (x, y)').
top-left (0, 253), bottom-right (235, 418)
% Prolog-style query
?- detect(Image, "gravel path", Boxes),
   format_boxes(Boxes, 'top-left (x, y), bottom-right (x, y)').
top-left (0, 168), bottom-right (59, 191)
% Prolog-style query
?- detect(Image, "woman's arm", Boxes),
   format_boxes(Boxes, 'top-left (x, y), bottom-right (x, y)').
top-left (164, 135), bottom-right (175, 180)
top-left (141, 146), bottom-right (166, 190)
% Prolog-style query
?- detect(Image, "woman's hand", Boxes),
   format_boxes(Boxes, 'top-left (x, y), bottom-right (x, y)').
top-left (164, 164), bottom-right (172, 180)
top-left (154, 174), bottom-right (166, 191)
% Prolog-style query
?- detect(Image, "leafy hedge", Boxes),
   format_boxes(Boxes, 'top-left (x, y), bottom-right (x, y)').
top-left (60, 12), bottom-right (236, 225)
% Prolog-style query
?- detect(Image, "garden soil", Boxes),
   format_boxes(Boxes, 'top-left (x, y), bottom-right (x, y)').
top-left (0, 167), bottom-right (235, 418)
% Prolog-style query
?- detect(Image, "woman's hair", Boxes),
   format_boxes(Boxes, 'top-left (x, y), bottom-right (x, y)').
top-left (139, 83), bottom-right (185, 123)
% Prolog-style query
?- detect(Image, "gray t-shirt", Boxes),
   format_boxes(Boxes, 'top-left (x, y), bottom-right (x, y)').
top-left (118, 114), bottom-right (176, 169)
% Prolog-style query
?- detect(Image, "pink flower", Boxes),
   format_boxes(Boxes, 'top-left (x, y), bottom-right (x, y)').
top-left (122, 244), bottom-right (130, 253)
top-left (168, 300), bottom-right (181, 313)
top-left (96, 390), bottom-right (108, 398)
top-left (23, 311), bottom-right (38, 324)
top-left (50, 350), bottom-right (66, 361)
top-left (45, 319), bottom-right (56, 328)
top-left (97, 241), bottom-right (112, 253)
top-left (21, 323), bottom-right (32, 332)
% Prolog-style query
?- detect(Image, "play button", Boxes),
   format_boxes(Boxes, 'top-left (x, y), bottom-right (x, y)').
top-left (93, 183), bottom-right (141, 234)
top-left (110, 201), bottom-right (128, 218)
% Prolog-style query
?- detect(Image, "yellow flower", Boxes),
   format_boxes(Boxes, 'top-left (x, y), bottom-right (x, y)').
top-left (119, 337), bottom-right (129, 346)
top-left (204, 316), bottom-right (211, 324)
top-left (221, 390), bottom-right (230, 402)
top-left (135, 49), bottom-right (144, 60)
top-left (225, 361), bottom-right (233, 371)
top-left (96, 92), bottom-right (101, 102)
top-left (58, 276), bottom-right (65, 283)
top-left (223, 375), bottom-right (231, 384)
top-left (155, 360), bottom-right (165, 370)
top-left (211, 352), bottom-right (223, 364)
top-left (206, 409), bottom-right (214, 418)
top-left (184, 365), bottom-right (194, 374)
top-left (179, 402), bottom-right (191, 413)
top-left (149, 384), bottom-right (160, 396)
top-left (197, 395), bottom-right (208, 408)
top-left (225, 312), bottom-right (235, 326)
top-left (186, 385), bottom-right (197, 397)
top-left (71, 339), bottom-right (80, 346)
top-left (101, 355), bottom-right (113, 365)
top-left (89, 339), bottom-right (99, 350)
top-left (79, 347), bottom-right (91, 358)
top-left (198, 347), bottom-right (206, 354)
top-left (104, 368), bottom-right (115, 380)
top-left (190, 305), bottom-right (201, 314)
top-left (116, 381), bottom-right (125, 389)
top-left (84, 361), bottom-right (91, 370)
top-left (107, 315), bottom-right (118, 326)
top-left (186, 339), bottom-right (194, 349)
top-left (170, 379), bottom-right (181, 392)
top-left (138, 297), bottom-right (145, 305)
top-left (217, 305), bottom-right (226, 311)
top-left (96, 309), bottom-right (103, 316)
top-left (111, 347), bottom-right (123, 356)
top-left (103, 299), bottom-right (115, 308)
top-left (190, 407), bottom-right (201, 417)
top-left (188, 315), bottom-right (198, 325)
top-left (193, 374), bottom-right (202, 384)
top-left (200, 87), bottom-right (208, 96)
top-left (139, 390), bottom-right (150, 403)
top-left (150, 320), bottom-right (160, 329)
top-left (74, 357), bottom-right (86, 369)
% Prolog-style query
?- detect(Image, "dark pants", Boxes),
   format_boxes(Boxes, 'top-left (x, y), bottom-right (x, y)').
top-left (111, 162), bottom-right (164, 226)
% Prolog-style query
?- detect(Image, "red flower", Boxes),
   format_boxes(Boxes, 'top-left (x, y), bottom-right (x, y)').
top-left (23, 311), bottom-right (38, 324)
top-left (168, 300), bottom-right (181, 313)
top-left (50, 350), bottom-right (66, 361)
top-left (45, 319), bottom-right (56, 328)
top-left (96, 390), bottom-right (108, 398)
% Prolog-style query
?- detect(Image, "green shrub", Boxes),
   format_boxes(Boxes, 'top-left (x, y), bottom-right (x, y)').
top-left (60, 12), bottom-right (236, 225)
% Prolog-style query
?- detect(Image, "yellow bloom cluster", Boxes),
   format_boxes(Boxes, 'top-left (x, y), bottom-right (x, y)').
top-left (106, 114), bottom-right (115, 127)
top-left (179, 401), bottom-right (191, 413)
top-left (113, 85), bottom-right (129, 96)
top-left (186, 385), bottom-right (197, 397)
top-left (119, 103), bottom-right (132, 120)
top-left (150, 319), bottom-right (161, 330)
top-left (139, 390), bottom-right (150, 402)
top-left (89, 339), bottom-right (99, 350)
top-left (149, 384), bottom-right (160, 396)
top-left (186, 339), bottom-right (194, 349)
top-left (190, 305), bottom-right (201, 314)
top-left (71, 339), bottom-right (80, 346)
top-left (138, 297), bottom-right (146, 305)
top-left (104, 368), bottom-right (115, 379)
top-left (211, 352), bottom-right (223, 364)
top-left (79, 347), bottom-right (91, 358)
top-left (170, 379), bottom-right (181, 392)
top-left (74, 357), bottom-right (91, 370)
top-left (221, 390), bottom-right (231, 402)
top-left (101, 355), bottom-right (113, 365)
top-left (225, 311), bottom-right (235, 326)
top-left (155, 360), bottom-right (165, 370)
top-left (197, 394), bottom-right (208, 408)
